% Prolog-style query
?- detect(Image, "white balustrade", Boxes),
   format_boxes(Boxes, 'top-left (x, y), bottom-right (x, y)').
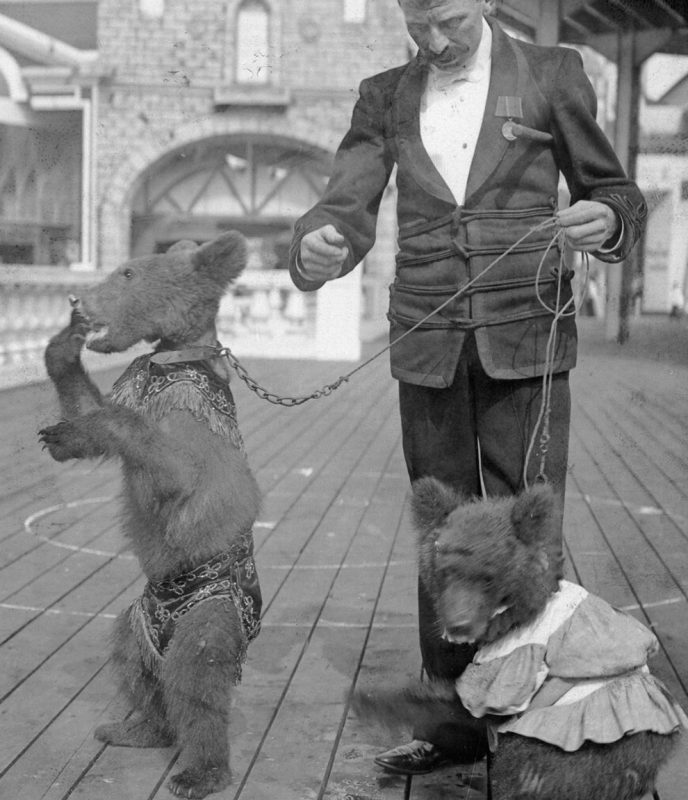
top-left (218, 269), bottom-right (330, 359)
top-left (0, 265), bottom-right (366, 389)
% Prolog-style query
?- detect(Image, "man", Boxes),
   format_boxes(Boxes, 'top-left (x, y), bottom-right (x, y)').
top-left (288, 0), bottom-right (646, 776)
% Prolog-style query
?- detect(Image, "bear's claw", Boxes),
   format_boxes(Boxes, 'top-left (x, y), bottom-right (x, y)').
top-left (94, 718), bottom-right (175, 748)
top-left (167, 765), bottom-right (231, 799)
top-left (38, 421), bottom-right (83, 461)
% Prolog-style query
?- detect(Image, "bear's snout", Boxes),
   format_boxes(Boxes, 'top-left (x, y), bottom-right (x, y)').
top-left (438, 582), bottom-right (491, 644)
top-left (443, 621), bottom-right (474, 643)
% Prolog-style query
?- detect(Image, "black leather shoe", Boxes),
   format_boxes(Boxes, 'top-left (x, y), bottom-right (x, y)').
top-left (373, 739), bottom-right (449, 775)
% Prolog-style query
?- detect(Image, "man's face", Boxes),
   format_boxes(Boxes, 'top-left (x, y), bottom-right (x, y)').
top-left (400, 0), bottom-right (486, 71)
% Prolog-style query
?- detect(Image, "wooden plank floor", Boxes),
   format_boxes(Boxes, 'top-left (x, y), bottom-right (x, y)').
top-left (1, 316), bottom-right (687, 800)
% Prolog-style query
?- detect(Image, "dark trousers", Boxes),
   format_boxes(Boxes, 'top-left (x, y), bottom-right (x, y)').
top-left (398, 335), bottom-right (571, 753)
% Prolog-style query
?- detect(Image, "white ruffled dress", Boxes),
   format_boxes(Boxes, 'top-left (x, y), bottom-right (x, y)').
top-left (456, 580), bottom-right (688, 752)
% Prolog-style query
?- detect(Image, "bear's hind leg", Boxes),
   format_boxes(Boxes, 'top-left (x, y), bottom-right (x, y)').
top-left (95, 609), bottom-right (175, 748)
top-left (162, 600), bottom-right (244, 799)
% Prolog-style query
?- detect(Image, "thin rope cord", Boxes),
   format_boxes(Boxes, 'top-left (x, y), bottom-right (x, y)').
top-left (521, 236), bottom-right (591, 488)
top-left (220, 217), bottom-right (562, 405)
top-left (522, 237), bottom-right (566, 488)
top-left (477, 437), bottom-right (487, 499)
top-left (342, 217), bottom-right (559, 383)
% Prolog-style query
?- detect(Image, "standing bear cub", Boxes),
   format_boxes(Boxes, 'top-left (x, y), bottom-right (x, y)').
top-left (354, 479), bottom-right (687, 800)
top-left (40, 232), bottom-right (262, 799)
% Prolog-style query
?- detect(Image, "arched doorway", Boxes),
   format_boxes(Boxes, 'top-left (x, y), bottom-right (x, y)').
top-left (130, 133), bottom-right (332, 271)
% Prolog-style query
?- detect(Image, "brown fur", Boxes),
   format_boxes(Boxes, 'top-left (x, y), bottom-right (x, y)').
top-left (40, 232), bottom-right (260, 798)
top-left (353, 479), bottom-right (682, 799)
top-left (413, 478), bottom-right (564, 645)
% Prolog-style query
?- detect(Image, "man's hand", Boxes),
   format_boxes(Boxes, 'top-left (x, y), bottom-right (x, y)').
top-left (299, 225), bottom-right (349, 282)
top-left (556, 200), bottom-right (619, 252)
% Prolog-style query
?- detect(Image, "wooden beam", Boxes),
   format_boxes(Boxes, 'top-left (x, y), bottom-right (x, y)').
top-left (535, 0), bottom-right (560, 45)
top-left (561, 0), bottom-right (591, 16)
top-left (606, 28), bottom-right (641, 343)
top-left (632, 28), bottom-right (684, 63)
top-left (604, 0), bottom-right (653, 29)
top-left (571, 33), bottom-right (618, 61)
top-left (648, 0), bottom-right (687, 25)
top-left (564, 27), bottom-right (684, 63)
top-left (577, 2), bottom-right (617, 29)
top-left (562, 15), bottom-right (593, 40)
top-left (497, 0), bottom-right (540, 38)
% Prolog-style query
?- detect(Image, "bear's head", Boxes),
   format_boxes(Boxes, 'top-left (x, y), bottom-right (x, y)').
top-left (412, 478), bottom-right (564, 645)
top-left (74, 231), bottom-right (246, 353)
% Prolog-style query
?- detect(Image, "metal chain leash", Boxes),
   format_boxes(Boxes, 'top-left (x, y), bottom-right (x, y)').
top-left (218, 347), bottom-right (350, 406)
top-left (218, 217), bottom-right (562, 408)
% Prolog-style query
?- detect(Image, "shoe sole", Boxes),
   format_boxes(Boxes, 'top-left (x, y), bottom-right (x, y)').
top-left (373, 758), bottom-right (444, 775)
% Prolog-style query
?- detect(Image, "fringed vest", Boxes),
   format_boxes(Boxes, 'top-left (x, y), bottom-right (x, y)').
top-left (128, 534), bottom-right (261, 682)
top-left (111, 353), bottom-right (246, 453)
top-left (111, 353), bottom-right (261, 680)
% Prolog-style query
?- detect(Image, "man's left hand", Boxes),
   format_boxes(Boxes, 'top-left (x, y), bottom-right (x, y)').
top-left (556, 201), bottom-right (619, 252)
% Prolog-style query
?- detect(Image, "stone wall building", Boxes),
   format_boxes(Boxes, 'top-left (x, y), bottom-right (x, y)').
top-left (2, 1), bottom-right (686, 386)
top-left (94, 0), bottom-right (407, 270)
top-left (0, 0), bottom-right (409, 383)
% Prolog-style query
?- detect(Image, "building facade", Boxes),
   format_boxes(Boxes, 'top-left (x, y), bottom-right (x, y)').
top-left (0, 0), bottom-right (408, 385)
top-left (2, 1), bottom-right (687, 387)
top-left (637, 70), bottom-right (688, 314)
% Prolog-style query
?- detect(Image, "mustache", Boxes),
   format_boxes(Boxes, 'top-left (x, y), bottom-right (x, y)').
top-left (417, 45), bottom-right (469, 68)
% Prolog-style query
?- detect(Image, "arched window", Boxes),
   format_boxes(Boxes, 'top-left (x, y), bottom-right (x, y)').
top-left (130, 135), bottom-right (332, 256)
top-left (236, 0), bottom-right (270, 85)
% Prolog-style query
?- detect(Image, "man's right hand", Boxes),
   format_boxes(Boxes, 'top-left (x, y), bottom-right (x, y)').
top-left (299, 225), bottom-right (349, 282)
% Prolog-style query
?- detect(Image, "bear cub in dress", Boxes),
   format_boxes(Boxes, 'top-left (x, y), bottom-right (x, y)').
top-left (354, 479), bottom-right (687, 800)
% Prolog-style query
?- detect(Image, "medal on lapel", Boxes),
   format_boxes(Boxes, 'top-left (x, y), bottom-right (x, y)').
top-left (496, 96), bottom-right (553, 144)
top-left (495, 95), bottom-right (523, 141)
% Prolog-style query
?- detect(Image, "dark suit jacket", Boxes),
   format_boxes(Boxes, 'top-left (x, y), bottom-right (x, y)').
top-left (289, 19), bottom-right (647, 387)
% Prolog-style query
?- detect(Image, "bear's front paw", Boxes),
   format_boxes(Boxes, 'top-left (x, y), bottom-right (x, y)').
top-left (44, 311), bottom-right (91, 377)
top-left (39, 420), bottom-right (92, 461)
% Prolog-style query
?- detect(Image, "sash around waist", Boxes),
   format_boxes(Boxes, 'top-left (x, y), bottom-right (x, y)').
top-left (396, 204), bottom-right (559, 267)
top-left (388, 272), bottom-right (571, 331)
top-left (398, 204), bottom-right (556, 240)
top-left (395, 239), bottom-right (556, 268)
top-left (387, 306), bottom-right (556, 331)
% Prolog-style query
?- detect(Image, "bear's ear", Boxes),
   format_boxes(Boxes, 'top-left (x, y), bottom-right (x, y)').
top-left (411, 477), bottom-right (461, 532)
top-left (192, 231), bottom-right (247, 286)
top-left (166, 240), bottom-right (199, 255)
top-left (510, 482), bottom-right (555, 545)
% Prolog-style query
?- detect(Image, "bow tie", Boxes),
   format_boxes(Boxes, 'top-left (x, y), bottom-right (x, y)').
top-left (430, 62), bottom-right (485, 91)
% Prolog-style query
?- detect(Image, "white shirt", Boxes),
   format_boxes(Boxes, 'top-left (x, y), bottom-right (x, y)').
top-left (420, 18), bottom-right (492, 205)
